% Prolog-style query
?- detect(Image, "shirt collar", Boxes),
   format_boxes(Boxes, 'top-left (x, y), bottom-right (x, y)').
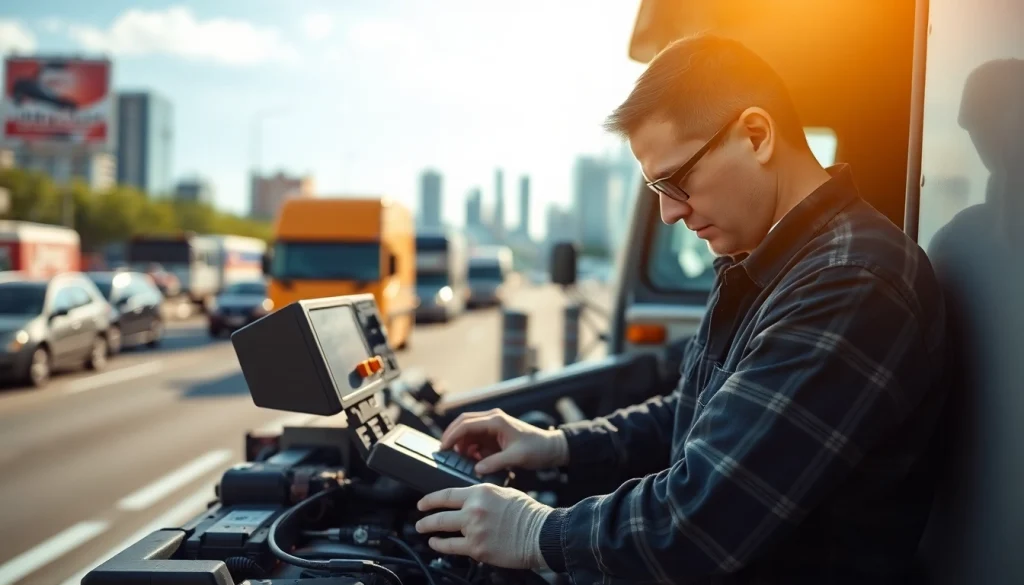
top-left (733, 164), bottom-right (860, 287)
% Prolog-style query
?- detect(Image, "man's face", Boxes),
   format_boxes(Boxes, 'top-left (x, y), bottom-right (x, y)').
top-left (630, 115), bottom-right (778, 256)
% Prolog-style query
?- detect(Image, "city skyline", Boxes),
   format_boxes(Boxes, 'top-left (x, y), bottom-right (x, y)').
top-left (0, 1), bottom-right (646, 243)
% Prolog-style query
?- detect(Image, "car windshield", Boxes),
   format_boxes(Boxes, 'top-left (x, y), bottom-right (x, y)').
top-left (0, 282), bottom-right (47, 315)
top-left (468, 265), bottom-right (504, 281)
top-left (224, 282), bottom-right (266, 296)
top-left (270, 242), bottom-right (381, 281)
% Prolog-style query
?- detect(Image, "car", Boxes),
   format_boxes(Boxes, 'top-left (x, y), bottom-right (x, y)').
top-left (86, 271), bottom-right (165, 352)
top-left (0, 272), bottom-right (115, 388)
top-left (208, 280), bottom-right (272, 337)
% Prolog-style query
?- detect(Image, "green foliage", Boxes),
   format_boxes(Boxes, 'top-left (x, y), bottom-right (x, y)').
top-left (0, 168), bottom-right (272, 251)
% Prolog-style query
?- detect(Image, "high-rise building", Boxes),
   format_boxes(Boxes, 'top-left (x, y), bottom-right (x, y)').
top-left (465, 187), bottom-right (482, 227)
top-left (14, 148), bottom-right (116, 191)
top-left (573, 156), bottom-right (612, 255)
top-left (493, 168), bottom-right (505, 236)
top-left (116, 92), bottom-right (174, 196)
top-left (518, 175), bottom-right (531, 236)
top-left (419, 170), bottom-right (443, 228)
top-left (174, 177), bottom-right (215, 205)
top-left (250, 172), bottom-right (315, 220)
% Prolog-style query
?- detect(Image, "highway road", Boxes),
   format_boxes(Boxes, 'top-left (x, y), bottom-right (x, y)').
top-left (0, 283), bottom-right (610, 585)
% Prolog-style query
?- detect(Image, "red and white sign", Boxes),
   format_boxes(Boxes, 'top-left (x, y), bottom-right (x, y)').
top-left (0, 220), bottom-right (81, 279)
top-left (2, 57), bottom-right (111, 146)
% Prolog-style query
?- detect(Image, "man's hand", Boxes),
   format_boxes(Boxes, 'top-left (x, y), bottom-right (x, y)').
top-left (440, 408), bottom-right (569, 474)
top-left (416, 484), bottom-right (553, 570)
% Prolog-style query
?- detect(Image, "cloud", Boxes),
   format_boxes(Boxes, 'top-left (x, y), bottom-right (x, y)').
top-left (302, 13), bottom-right (335, 42)
top-left (66, 6), bottom-right (298, 66)
top-left (0, 20), bottom-right (37, 56)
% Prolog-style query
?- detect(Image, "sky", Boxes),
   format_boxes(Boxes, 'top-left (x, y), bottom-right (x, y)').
top-left (0, 1), bottom-right (648, 240)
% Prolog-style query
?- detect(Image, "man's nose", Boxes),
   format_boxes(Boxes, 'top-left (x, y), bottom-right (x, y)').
top-left (659, 194), bottom-right (691, 225)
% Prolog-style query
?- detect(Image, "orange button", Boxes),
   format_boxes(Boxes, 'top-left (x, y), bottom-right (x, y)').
top-left (355, 360), bottom-right (373, 377)
top-left (369, 356), bottom-right (384, 373)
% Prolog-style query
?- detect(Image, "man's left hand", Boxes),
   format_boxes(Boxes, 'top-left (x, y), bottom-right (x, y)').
top-left (415, 484), bottom-right (553, 570)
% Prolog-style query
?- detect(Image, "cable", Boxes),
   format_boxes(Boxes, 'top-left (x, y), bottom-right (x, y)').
top-left (298, 549), bottom-right (472, 585)
top-left (387, 535), bottom-right (438, 585)
top-left (267, 486), bottom-right (402, 585)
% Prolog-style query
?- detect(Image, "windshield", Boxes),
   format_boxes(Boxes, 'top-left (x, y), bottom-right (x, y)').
top-left (127, 240), bottom-right (190, 264)
top-left (271, 242), bottom-right (381, 281)
top-left (0, 283), bottom-right (47, 315)
top-left (416, 237), bottom-right (448, 252)
top-left (224, 281), bottom-right (266, 296)
top-left (469, 264), bottom-right (504, 281)
top-left (646, 220), bottom-right (718, 292)
top-left (416, 272), bottom-right (450, 287)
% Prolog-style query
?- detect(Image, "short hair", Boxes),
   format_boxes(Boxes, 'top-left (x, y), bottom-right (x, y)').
top-left (604, 34), bottom-right (808, 148)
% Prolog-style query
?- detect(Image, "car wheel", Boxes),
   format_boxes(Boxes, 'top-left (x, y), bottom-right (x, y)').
top-left (148, 320), bottom-right (164, 348)
top-left (86, 336), bottom-right (109, 371)
top-left (27, 347), bottom-right (51, 388)
top-left (107, 325), bottom-right (123, 355)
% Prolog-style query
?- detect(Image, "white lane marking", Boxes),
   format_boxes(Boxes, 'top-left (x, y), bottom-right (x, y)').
top-left (116, 450), bottom-right (233, 512)
top-left (256, 413), bottom-right (316, 434)
top-left (62, 362), bottom-right (165, 396)
top-left (60, 481), bottom-right (218, 585)
top-left (0, 521), bottom-right (108, 585)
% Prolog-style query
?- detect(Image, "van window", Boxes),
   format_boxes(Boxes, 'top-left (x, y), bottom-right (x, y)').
top-left (644, 127), bottom-right (839, 292)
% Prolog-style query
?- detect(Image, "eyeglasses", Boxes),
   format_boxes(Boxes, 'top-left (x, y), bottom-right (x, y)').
top-left (644, 118), bottom-right (736, 203)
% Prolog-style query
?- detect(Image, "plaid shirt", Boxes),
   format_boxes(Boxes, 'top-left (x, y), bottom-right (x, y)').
top-left (537, 165), bottom-right (948, 584)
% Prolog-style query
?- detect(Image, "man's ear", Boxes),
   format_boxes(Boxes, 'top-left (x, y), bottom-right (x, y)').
top-left (737, 106), bottom-right (776, 165)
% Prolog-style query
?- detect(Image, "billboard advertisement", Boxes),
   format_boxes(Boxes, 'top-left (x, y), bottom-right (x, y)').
top-left (2, 57), bottom-right (111, 146)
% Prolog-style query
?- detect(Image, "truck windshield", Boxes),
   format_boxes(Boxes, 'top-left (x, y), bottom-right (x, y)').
top-left (127, 240), bottom-right (190, 264)
top-left (468, 264), bottom-right (504, 281)
top-left (646, 222), bottom-right (718, 292)
top-left (270, 242), bottom-right (381, 281)
top-left (0, 282), bottom-right (47, 315)
top-left (416, 272), bottom-right (450, 287)
top-left (416, 236), bottom-right (448, 252)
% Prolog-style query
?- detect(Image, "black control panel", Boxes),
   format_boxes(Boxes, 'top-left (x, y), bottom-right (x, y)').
top-left (232, 293), bottom-right (511, 495)
top-left (232, 294), bottom-right (400, 416)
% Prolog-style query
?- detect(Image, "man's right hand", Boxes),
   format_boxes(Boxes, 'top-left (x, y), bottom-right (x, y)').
top-left (440, 408), bottom-right (570, 475)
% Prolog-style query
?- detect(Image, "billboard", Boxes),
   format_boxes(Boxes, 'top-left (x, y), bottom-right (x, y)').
top-left (2, 57), bottom-right (111, 147)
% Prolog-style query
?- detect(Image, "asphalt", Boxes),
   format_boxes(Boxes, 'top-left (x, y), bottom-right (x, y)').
top-left (0, 282), bottom-right (610, 585)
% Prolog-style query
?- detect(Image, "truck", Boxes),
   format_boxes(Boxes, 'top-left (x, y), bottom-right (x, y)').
top-left (125, 233), bottom-right (266, 307)
top-left (415, 229), bottom-right (469, 322)
top-left (0, 220), bottom-right (80, 279)
top-left (466, 245), bottom-right (513, 307)
top-left (266, 197), bottom-right (417, 349)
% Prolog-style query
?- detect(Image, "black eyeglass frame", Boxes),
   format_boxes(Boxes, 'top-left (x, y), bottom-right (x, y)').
top-left (644, 118), bottom-right (737, 202)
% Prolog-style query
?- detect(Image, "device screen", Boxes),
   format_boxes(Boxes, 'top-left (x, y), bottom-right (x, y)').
top-left (308, 305), bottom-right (373, 398)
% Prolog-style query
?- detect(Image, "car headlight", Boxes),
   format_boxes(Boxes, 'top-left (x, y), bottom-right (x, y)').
top-left (254, 298), bottom-right (274, 315)
top-left (435, 286), bottom-right (453, 303)
top-left (5, 330), bottom-right (30, 352)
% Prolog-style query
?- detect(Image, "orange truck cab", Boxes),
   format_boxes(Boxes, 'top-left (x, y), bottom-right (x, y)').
top-left (265, 197), bottom-right (416, 349)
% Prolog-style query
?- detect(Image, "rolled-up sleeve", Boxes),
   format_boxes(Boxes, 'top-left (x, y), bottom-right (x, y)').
top-left (538, 266), bottom-right (939, 582)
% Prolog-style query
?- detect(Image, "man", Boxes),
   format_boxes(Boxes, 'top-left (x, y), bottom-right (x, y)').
top-left (415, 34), bottom-right (947, 584)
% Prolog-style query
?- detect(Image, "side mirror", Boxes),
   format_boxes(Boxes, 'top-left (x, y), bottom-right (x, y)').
top-left (388, 254), bottom-right (398, 277)
top-left (550, 241), bottom-right (578, 286)
top-left (50, 307), bottom-right (70, 321)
